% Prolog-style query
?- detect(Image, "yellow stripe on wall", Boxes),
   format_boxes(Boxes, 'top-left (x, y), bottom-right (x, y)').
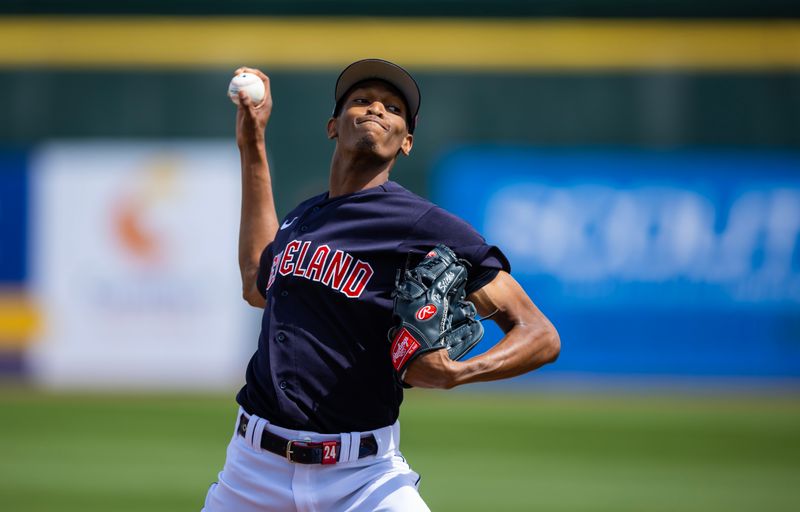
top-left (0, 17), bottom-right (799, 70)
top-left (0, 293), bottom-right (40, 348)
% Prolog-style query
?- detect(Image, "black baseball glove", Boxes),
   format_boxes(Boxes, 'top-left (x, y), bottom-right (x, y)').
top-left (388, 244), bottom-right (484, 382)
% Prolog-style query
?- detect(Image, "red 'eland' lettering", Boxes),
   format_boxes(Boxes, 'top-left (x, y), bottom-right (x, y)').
top-left (321, 250), bottom-right (353, 290)
top-left (279, 240), bottom-right (301, 275)
top-left (266, 255), bottom-right (280, 291)
top-left (272, 240), bottom-right (374, 299)
top-left (293, 241), bottom-right (312, 277)
top-left (341, 261), bottom-right (374, 298)
top-left (305, 245), bottom-right (330, 282)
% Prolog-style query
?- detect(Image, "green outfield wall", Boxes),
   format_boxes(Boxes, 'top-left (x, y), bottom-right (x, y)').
top-left (1, 70), bottom-right (798, 212)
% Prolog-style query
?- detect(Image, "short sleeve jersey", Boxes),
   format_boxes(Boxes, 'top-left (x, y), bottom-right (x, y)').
top-left (236, 180), bottom-right (510, 433)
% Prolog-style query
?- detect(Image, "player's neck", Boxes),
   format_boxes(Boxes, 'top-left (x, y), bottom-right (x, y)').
top-left (328, 149), bottom-right (394, 198)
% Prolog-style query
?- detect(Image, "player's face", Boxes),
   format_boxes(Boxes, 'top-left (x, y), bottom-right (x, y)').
top-left (327, 81), bottom-right (414, 159)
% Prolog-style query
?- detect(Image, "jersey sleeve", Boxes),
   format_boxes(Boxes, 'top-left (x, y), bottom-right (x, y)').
top-left (255, 242), bottom-right (275, 299)
top-left (399, 206), bottom-right (510, 295)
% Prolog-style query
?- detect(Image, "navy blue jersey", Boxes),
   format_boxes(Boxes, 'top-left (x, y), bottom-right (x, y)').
top-left (236, 180), bottom-right (510, 433)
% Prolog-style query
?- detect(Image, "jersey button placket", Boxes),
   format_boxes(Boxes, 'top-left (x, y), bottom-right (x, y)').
top-left (279, 381), bottom-right (288, 390)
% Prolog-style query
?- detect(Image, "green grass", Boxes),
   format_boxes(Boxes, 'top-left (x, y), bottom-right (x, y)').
top-left (0, 388), bottom-right (798, 511)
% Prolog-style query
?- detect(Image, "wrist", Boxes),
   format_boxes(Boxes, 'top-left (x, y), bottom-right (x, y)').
top-left (446, 359), bottom-right (470, 388)
top-left (238, 139), bottom-right (267, 163)
top-left (450, 356), bottom-right (491, 387)
top-left (238, 135), bottom-right (266, 150)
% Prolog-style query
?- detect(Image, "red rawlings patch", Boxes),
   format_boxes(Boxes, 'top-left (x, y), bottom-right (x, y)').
top-left (391, 327), bottom-right (421, 371)
top-left (425, 250), bottom-right (437, 258)
top-left (415, 304), bottom-right (437, 321)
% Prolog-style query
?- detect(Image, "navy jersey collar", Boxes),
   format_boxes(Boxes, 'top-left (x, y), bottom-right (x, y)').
top-left (319, 180), bottom-right (398, 205)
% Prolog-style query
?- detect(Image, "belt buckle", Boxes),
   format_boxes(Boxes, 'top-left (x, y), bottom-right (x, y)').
top-left (285, 440), bottom-right (298, 462)
top-left (285, 439), bottom-right (338, 464)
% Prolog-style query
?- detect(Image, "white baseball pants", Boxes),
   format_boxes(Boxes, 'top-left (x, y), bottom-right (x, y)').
top-left (201, 408), bottom-right (430, 512)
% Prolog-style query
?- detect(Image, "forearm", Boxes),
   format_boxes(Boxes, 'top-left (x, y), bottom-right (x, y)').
top-left (238, 137), bottom-right (278, 299)
top-left (406, 270), bottom-right (560, 389)
top-left (451, 317), bottom-right (560, 386)
top-left (232, 68), bottom-right (278, 305)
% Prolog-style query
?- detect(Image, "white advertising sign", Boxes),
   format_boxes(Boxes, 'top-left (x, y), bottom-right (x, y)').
top-left (30, 141), bottom-right (257, 389)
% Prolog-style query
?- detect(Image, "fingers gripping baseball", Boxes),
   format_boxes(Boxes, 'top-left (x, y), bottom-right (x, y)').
top-left (233, 67), bottom-right (273, 147)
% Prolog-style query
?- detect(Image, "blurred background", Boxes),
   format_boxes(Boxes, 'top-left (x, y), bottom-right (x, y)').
top-left (1, 1), bottom-right (799, 511)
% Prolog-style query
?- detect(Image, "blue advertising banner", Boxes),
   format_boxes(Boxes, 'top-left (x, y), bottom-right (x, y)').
top-left (0, 149), bottom-right (28, 284)
top-left (432, 148), bottom-right (800, 377)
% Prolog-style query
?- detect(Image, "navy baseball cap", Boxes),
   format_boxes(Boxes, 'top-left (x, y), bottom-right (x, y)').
top-left (333, 59), bottom-right (421, 133)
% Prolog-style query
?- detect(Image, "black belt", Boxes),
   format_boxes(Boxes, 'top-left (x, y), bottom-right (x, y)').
top-left (237, 414), bottom-right (378, 465)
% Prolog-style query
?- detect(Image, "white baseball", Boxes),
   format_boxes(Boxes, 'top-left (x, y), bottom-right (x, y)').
top-left (228, 73), bottom-right (266, 106)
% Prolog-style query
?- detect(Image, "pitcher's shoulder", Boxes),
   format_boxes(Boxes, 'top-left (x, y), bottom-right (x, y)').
top-left (382, 181), bottom-right (436, 209)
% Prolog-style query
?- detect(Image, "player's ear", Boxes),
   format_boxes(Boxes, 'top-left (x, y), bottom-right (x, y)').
top-left (399, 133), bottom-right (413, 156)
top-left (326, 117), bottom-right (338, 139)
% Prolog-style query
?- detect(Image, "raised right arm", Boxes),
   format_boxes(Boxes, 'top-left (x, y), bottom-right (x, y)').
top-left (234, 67), bottom-right (279, 308)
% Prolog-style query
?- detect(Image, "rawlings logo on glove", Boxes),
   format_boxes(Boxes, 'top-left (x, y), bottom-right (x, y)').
top-left (388, 245), bottom-right (484, 384)
top-left (415, 305), bottom-right (437, 321)
top-left (390, 327), bottom-right (422, 370)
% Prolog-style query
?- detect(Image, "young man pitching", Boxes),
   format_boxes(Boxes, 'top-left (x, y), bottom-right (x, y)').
top-left (202, 59), bottom-right (560, 511)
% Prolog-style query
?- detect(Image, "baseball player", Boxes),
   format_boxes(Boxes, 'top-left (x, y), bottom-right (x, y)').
top-left (202, 59), bottom-right (560, 511)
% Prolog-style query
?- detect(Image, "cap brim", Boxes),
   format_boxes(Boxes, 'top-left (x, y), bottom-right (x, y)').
top-left (335, 59), bottom-right (421, 123)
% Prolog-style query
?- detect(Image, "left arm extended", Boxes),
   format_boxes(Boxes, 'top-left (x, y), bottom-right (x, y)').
top-left (403, 270), bottom-right (560, 389)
